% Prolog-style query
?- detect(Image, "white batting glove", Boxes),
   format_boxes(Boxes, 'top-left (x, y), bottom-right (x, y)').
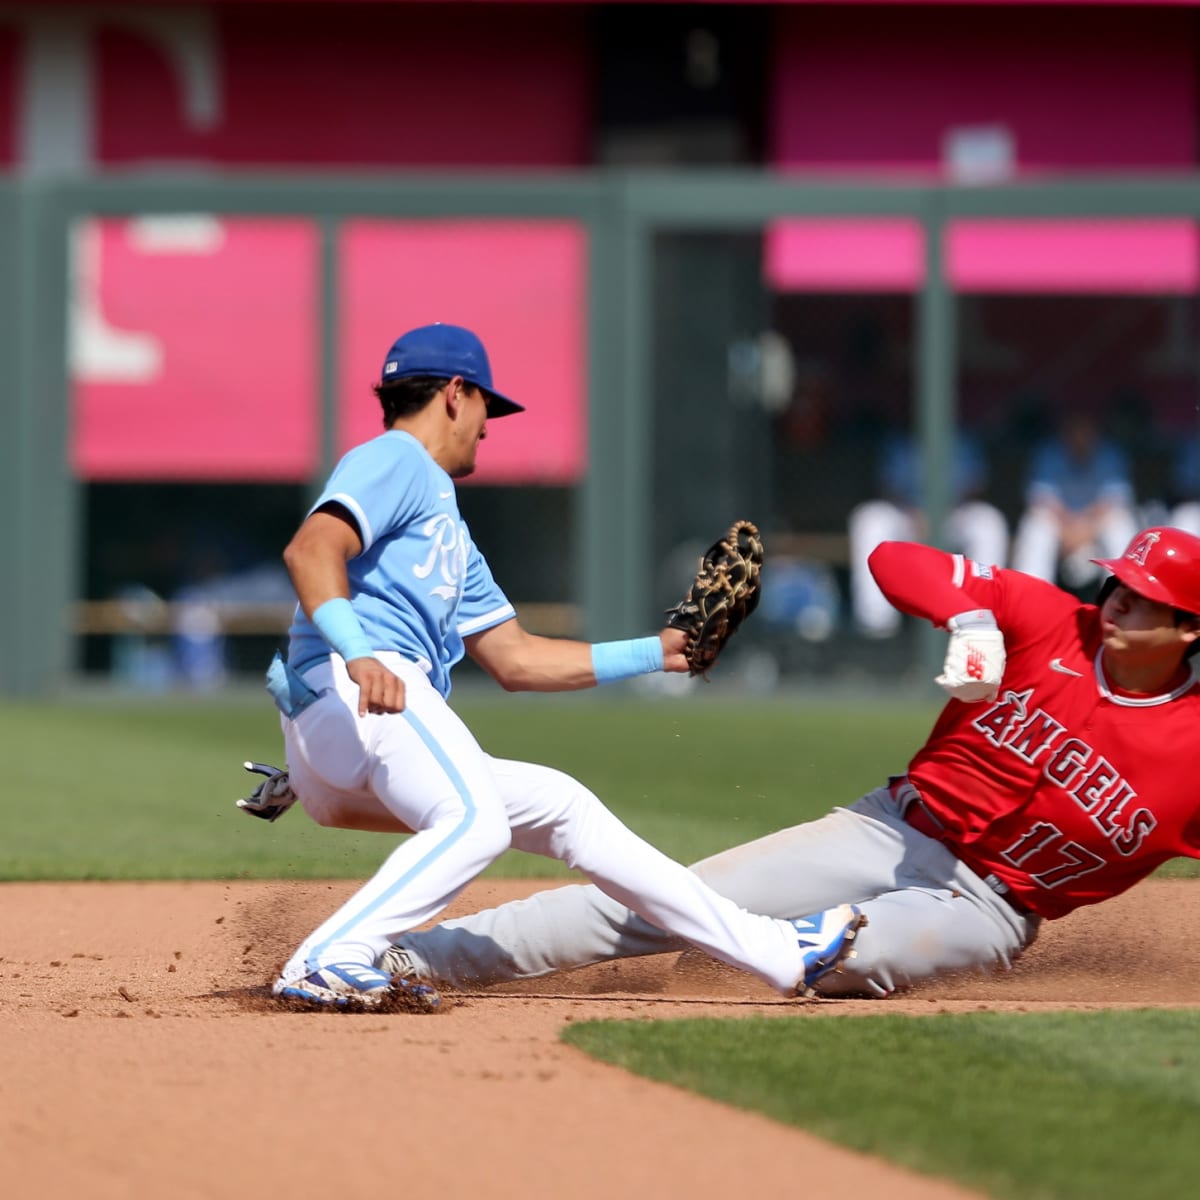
top-left (935, 609), bottom-right (1006, 703)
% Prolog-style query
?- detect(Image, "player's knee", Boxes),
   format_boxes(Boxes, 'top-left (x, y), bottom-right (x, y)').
top-left (517, 764), bottom-right (594, 822)
top-left (447, 800), bottom-right (512, 861)
top-left (473, 815), bottom-right (513, 860)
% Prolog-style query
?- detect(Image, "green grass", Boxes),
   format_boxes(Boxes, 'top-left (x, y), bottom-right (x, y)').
top-left (564, 1010), bottom-right (1200, 1200)
top-left (3, 690), bottom-right (1198, 882)
top-left (0, 690), bottom-right (933, 880)
top-left (8, 692), bottom-right (1199, 1197)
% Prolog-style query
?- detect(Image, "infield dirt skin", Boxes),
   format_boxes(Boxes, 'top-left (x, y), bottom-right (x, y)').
top-left (3, 878), bottom-right (1196, 1200)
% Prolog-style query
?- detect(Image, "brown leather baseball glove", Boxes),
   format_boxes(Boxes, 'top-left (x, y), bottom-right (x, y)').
top-left (665, 520), bottom-right (764, 678)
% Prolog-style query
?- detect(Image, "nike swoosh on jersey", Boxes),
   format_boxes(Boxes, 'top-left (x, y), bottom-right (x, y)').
top-left (439, 490), bottom-right (453, 499)
top-left (1049, 658), bottom-right (1084, 677)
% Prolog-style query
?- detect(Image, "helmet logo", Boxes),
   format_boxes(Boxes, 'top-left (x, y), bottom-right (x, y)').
top-left (1127, 530), bottom-right (1161, 566)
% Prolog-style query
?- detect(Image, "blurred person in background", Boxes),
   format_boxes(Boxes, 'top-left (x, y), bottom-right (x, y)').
top-left (1164, 432), bottom-right (1200, 537)
top-left (1011, 408), bottom-right (1138, 588)
top-left (848, 427), bottom-right (1008, 638)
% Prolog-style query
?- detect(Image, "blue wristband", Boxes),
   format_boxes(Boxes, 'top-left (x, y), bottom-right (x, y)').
top-left (312, 598), bottom-right (374, 663)
top-left (591, 637), bottom-right (664, 684)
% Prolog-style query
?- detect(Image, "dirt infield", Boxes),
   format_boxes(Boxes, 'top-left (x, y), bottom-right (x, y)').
top-left (3, 877), bottom-right (1197, 1199)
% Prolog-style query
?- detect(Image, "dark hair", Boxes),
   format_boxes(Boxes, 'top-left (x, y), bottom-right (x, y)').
top-left (373, 376), bottom-right (449, 428)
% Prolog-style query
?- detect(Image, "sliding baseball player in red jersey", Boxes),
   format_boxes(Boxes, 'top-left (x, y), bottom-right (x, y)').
top-left (380, 527), bottom-right (1200, 997)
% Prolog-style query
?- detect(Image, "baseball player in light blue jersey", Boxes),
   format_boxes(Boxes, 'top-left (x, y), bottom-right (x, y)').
top-left (252, 323), bottom-right (863, 1009)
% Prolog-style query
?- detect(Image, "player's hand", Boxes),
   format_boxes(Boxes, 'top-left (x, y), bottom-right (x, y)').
top-left (659, 626), bottom-right (690, 674)
top-left (935, 609), bottom-right (1006, 703)
top-left (346, 656), bottom-right (407, 715)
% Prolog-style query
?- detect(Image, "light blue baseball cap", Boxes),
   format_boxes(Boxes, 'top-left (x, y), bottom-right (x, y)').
top-left (380, 323), bottom-right (524, 418)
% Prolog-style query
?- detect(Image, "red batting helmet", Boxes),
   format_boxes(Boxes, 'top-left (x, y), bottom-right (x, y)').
top-left (1092, 527), bottom-right (1200, 615)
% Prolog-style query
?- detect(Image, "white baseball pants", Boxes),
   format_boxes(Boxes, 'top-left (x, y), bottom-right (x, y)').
top-left (276, 653), bottom-right (808, 994)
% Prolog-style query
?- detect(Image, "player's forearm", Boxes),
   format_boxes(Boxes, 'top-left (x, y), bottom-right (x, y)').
top-left (868, 540), bottom-right (981, 627)
top-left (468, 622), bottom-right (606, 691)
top-left (287, 555), bottom-right (351, 619)
top-left (498, 634), bottom-right (603, 691)
top-left (469, 625), bottom-right (671, 692)
top-left (283, 533), bottom-right (377, 663)
top-left (282, 514), bottom-right (360, 619)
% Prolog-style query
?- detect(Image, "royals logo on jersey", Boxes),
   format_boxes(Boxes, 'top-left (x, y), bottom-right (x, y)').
top-left (414, 513), bottom-right (469, 605)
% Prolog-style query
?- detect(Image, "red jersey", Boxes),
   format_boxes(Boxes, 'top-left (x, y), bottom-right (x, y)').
top-left (873, 543), bottom-right (1200, 919)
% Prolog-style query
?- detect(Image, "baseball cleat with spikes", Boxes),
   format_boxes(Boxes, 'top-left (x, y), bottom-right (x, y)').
top-left (272, 962), bottom-right (440, 1012)
top-left (378, 944), bottom-right (444, 1013)
top-left (273, 963), bottom-right (395, 1008)
top-left (792, 904), bottom-right (867, 997)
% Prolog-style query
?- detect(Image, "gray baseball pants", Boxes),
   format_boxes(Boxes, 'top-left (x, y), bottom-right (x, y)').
top-left (397, 784), bottom-right (1040, 997)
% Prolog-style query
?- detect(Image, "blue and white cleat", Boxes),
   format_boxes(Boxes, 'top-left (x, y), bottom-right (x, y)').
top-left (273, 963), bottom-right (395, 1007)
top-left (273, 962), bottom-right (440, 1012)
top-left (792, 904), bottom-right (867, 997)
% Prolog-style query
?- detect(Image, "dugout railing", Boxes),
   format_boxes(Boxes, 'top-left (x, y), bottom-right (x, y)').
top-left (6, 171), bottom-right (1200, 696)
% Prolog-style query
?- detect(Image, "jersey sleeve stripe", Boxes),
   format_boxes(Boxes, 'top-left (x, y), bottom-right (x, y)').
top-left (458, 605), bottom-right (516, 636)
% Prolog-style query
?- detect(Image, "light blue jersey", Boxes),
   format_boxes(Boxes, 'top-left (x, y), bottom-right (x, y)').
top-left (287, 431), bottom-right (515, 697)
